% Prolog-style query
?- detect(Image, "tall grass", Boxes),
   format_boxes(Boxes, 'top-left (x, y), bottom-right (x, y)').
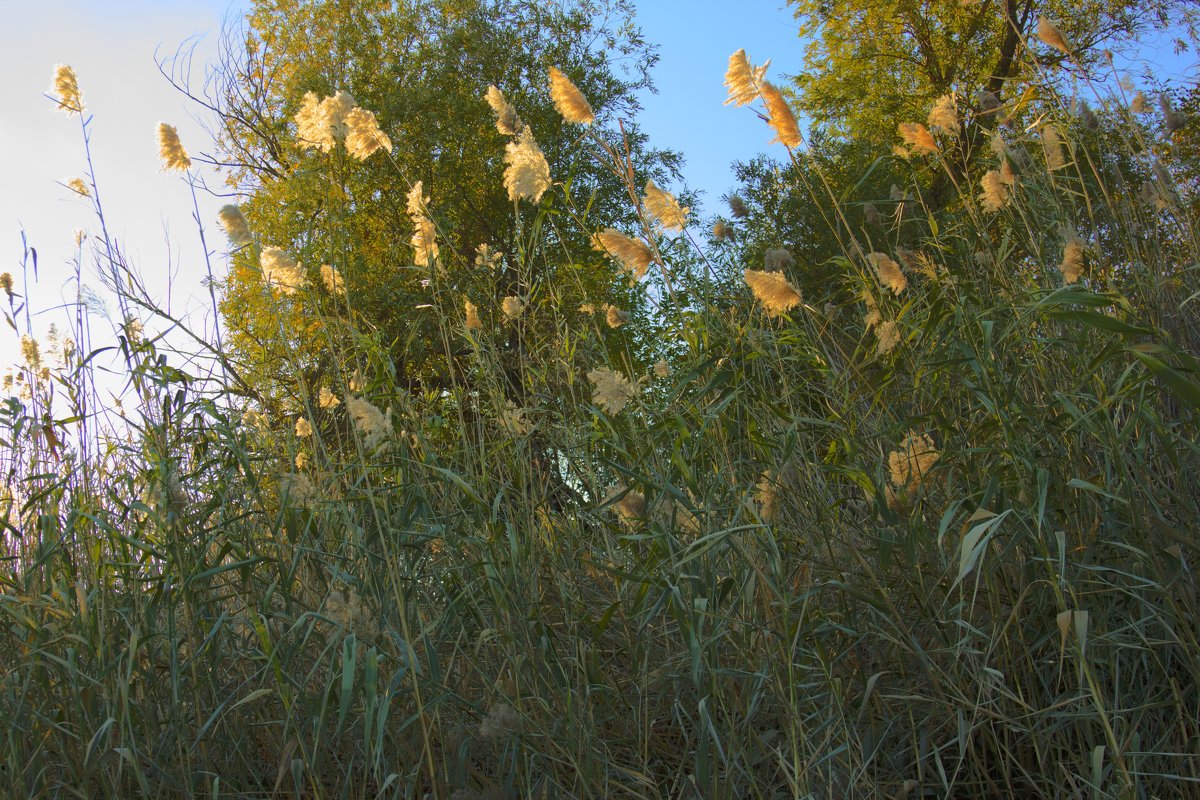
top-left (2, 34), bottom-right (1199, 800)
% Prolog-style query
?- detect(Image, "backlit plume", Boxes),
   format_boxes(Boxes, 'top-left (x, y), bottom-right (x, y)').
top-left (295, 90), bottom-right (357, 153)
top-left (486, 85), bottom-right (523, 135)
top-left (218, 205), bottom-right (253, 246)
top-left (1036, 17), bottom-right (1071, 55)
top-left (761, 82), bottom-right (802, 149)
top-left (548, 67), bottom-right (595, 125)
top-left (587, 367), bottom-right (637, 414)
top-left (979, 162), bottom-right (1015, 212)
top-left (346, 396), bottom-right (391, 450)
top-left (593, 229), bottom-right (653, 280)
top-left (724, 49), bottom-right (769, 107)
top-left (260, 248), bottom-right (306, 295)
top-left (407, 182), bottom-right (440, 268)
top-left (319, 387), bottom-right (340, 409)
top-left (644, 181), bottom-right (688, 232)
top-left (743, 269), bottom-right (802, 317)
top-left (868, 252), bottom-right (907, 295)
top-left (1042, 124), bottom-right (1066, 171)
top-left (875, 320), bottom-right (901, 356)
top-left (764, 247), bottom-right (794, 271)
top-left (898, 122), bottom-right (938, 155)
top-left (344, 107), bottom-right (392, 160)
top-left (465, 300), bottom-right (482, 330)
top-left (503, 127), bottom-right (552, 203)
top-left (50, 64), bottom-right (83, 114)
top-left (321, 264), bottom-right (345, 296)
top-left (1061, 238), bottom-right (1085, 284)
top-left (157, 123), bottom-right (191, 171)
top-left (927, 94), bottom-right (958, 134)
top-left (501, 296), bottom-right (525, 320)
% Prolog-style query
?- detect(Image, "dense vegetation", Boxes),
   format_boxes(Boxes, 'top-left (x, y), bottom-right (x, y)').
top-left (3, 1), bottom-right (1199, 797)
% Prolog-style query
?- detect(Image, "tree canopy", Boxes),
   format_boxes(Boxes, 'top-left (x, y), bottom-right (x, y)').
top-left (788, 0), bottom-right (1200, 148)
top-left (165, 0), bottom-right (683, 411)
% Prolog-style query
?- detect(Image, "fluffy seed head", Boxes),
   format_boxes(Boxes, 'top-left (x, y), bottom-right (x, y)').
top-left (501, 296), bottom-right (524, 320)
top-left (295, 90), bottom-right (357, 152)
top-left (217, 205), bottom-right (252, 246)
top-left (157, 123), bottom-right (191, 171)
top-left (1159, 94), bottom-right (1188, 133)
top-left (729, 195), bottom-right (750, 219)
top-left (66, 178), bottom-right (90, 197)
top-left (613, 488), bottom-right (647, 527)
top-left (503, 127), bottom-right (552, 203)
top-left (124, 317), bottom-right (144, 344)
top-left (868, 252), bottom-right (907, 295)
top-left (593, 229), bottom-right (653, 280)
top-left (20, 335), bottom-right (41, 369)
top-left (875, 320), bottom-right (901, 356)
top-left (498, 400), bottom-right (532, 436)
top-left (464, 300), bottom-right (482, 330)
top-left (863, 293), bottom-right (881, 329)
top-left (888, 432), bottom-right (940, 493)
top-left (744, 269), bottom-right (802, 318)
top-left (281, 472), bottom-right (318, 507)
top-left (644, 181), bottom-right (688, 232)
top-left (764, 247), bottom-right (794, 271)
top-left (975, 89), bottom-right (1001, 115)
top-left (761, 81), bottom-right (802, 148)
top-left (1042, 124), bottom-right (1066, 171)
top-left (1061, 238), bottom-right (1085, 284)
top-left (724, 49), bottom-right (770, 107)
top-left (318, 387), bottom-right (340, 409)
top-left (548, 66), bottom-right (595, 125)
top-left (927, 94), bottom-right (958, 134)
top-left (480, 704), bottom-right (520, 740)
top-left (295, 417), bottom-right (313, 438)
top-left (979, 168), bottom-right (1012, 212)
top-left (712, 219), bottom-right (733, 241)
top-left (605, 305), bottom-right (627, 328)
top-left (898, 122), bottom-right (938, 155)
top-left (407, 182), bottom-right (439, 267)
top-left (260, 247), bottom-right (306, 294)
top-left (346, 396), bottom-right (390, 449)
top-left (485, 85), bottom-right (523, 135)
top-left (321, 264), bottom-right (345, 296)
top-left (1036, 17), bottom-right (1071, 54)
top-left (50, 65), bottom-right (83, 114)
top-left (756, 472), bottom-right (779, 522)
top-left (587, 367), bottom-right (637, 414)
top-left (344, 106), bottom-right (392, 159)
top-left (1130, 91), bottom-right (1149, 114)
top-left (475, 243), bottom-right (503, 270)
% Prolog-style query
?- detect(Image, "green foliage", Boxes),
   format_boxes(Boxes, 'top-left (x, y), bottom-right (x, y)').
top-left (3, 3), bottom-right (1200, 798)
top-left (787, 0), bottom-right (1199, 147)
top-left (186, 0), bottom-right (683, 411)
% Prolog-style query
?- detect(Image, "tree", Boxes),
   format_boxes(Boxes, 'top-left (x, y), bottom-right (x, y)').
top-left (164, 0), bottom-right (683, 412)
top-left (788, 0), bottom-right (1199, 149)
top-left (718, 0), bottom-right (1200, 302)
